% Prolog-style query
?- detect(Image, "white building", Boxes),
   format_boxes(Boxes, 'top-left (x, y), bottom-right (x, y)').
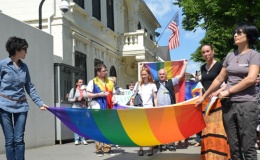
top-left (0, 0), bottom-right (169, 144)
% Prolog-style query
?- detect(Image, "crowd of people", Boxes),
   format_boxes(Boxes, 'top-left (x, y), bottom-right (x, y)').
top-left (0, 22), bottom-right (259, 160)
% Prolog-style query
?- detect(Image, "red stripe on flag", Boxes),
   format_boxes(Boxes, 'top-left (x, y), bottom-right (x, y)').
top-left (168, 21), bottom-right (180, 50)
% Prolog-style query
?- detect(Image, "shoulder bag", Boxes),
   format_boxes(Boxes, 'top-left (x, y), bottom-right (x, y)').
top-left (133, 82), bottom-right (143, 107)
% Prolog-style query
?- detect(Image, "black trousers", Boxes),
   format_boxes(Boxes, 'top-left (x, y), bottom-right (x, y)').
top-left (222, 100), bottom-right (258, 160)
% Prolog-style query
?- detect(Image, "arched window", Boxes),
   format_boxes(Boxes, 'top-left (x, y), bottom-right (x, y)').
top-left (109, 66), bottom-right (117, 77)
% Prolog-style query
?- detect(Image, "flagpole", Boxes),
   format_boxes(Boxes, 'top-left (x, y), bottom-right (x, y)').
top-left (153, 9), bottom-right (180, 62)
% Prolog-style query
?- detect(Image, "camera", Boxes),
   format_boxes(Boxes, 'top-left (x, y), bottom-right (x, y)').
top-left (59, 0), bottom-right (69, 13)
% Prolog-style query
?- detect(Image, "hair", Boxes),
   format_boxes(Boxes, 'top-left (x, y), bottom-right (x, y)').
top-left (6, 36), bottom-right (28, 57)
top-left (233, 22), bottom-right (259, 46)
top-left (73, 78), bottom-right (83, 97)
top-left (74, 79), bottom-right (83, 88)
top-left (140, 67), bottom-right (154, 86)
top-left (95, 63), bottom-right (107, 74)
top-left (200, 44), bottom-right (213, 50)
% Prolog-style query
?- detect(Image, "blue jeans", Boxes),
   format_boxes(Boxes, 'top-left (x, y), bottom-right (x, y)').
top-left (74, 133), bottom-right (85, 142)
top-left (195, 131), bottom-right (201, 143)
top-left (0, 109), bottom-right (27, 160)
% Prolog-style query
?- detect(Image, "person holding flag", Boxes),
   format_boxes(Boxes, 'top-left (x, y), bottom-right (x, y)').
top-left (196, 23), bottom-right (260, 160)
top-left (197, 44), bottom-right (230, 159)
top-left (86, 64), bottom-right (115, 157)
top-left (155, 59), bottom-right (188, 151)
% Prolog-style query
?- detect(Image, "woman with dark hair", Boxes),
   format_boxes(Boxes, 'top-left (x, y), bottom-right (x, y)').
top-left (196, 23), bottom-right (260, 160)
top-left (0, 36), bottom-right (48, 160)
top-left (198, 44), bottom-right (230, 159)
top-left (130, 67), bottom-right (158, 156)
top-left (68, 78), bottom-right (88, 145)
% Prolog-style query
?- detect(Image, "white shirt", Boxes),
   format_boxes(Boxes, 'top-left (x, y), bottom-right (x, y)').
top-left (134, 82), bottom-right (157, 107)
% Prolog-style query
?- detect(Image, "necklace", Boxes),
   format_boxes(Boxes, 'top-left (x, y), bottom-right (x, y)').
top-left (236, 54), bottom-right (243, 63)
top-left (205, 61), bottom-right (216, 74)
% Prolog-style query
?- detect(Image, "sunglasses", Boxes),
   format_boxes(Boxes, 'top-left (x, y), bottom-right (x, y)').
top-left (232, 30), bottom-right (244, 36)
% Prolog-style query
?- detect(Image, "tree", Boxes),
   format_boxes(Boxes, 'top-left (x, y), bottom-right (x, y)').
top-left (174, 0), bottom-right (260, 63)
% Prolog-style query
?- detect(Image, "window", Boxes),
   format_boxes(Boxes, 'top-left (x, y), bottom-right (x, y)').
top-left (75, 51), bottom-right (87, 82)
top-left (92, 0), bottom-right (101, 21)
top-left (54, 63), bottom-right (86, 103)
top-left (106, 0), bottom-right (114, 31)
top-left (150, 35), bottom-right (153, 41)
top-left (73, 0), bottom-right (84, 9)
top-left (138, 22), bottom-right (141, 29)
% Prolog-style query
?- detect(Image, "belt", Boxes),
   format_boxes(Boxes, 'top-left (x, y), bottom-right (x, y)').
top-left (0, 94), bottom-right (27, 102)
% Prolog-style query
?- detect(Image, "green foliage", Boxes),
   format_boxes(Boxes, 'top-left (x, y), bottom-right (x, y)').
top-left (174, 0), bottom-right (260, 63)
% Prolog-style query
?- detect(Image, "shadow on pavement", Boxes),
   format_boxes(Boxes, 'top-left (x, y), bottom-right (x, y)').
top-left (103, 148), bottom-right (200, 160)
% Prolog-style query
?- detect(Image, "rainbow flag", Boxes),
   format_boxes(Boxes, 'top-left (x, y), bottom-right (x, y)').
top-left (48, 97), bottom-right (205, 146)
top-left (185, 81), bottom-right (198, 100)
top-left (204, 96), bottom-right (218, 116)
top-left (191, 82), bottom-right (204, 95)
top-left (143, 60), bottom-right (185, 102)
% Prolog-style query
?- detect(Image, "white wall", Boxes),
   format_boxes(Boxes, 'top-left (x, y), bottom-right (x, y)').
top-left (0, 13), bottom-right (55, 153)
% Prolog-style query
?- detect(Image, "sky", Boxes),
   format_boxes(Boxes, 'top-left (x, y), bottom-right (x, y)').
top-left (144, 0), bottom-right (205, 75)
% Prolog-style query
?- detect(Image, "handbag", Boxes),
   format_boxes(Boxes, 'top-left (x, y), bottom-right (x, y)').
top-left (133, 82), bottom-right (143, 107)
top-left (133, 93), bottom-right (143, 106)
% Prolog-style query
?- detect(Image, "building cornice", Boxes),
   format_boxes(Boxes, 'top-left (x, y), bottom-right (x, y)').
top-left (138, 1), bottom-right (161, 30)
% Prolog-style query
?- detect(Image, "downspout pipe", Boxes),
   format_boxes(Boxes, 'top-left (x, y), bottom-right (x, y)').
top-left (39, 0), bottom-right (46, 30)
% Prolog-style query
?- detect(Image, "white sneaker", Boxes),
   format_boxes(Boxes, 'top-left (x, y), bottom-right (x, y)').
top-left (74, 141), bottom-right (80, 145)
top-left (115, 145), bottom-right (121, 149)
top-left (82, 140), bottom-right (88, 145)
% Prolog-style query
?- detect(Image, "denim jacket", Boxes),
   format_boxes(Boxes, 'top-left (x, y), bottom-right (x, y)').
top-left (0, 57), bottom-right (44, 113)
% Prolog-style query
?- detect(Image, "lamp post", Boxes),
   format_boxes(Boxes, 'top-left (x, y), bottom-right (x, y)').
top-left (39, 0), bottom-right (46, 30)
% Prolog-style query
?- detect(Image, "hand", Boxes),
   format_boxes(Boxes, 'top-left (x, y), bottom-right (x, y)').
top-left (99, 91), bottom-right (108, 97)
top-left (195, 97), bottom-right (204, 108)
top-left (77, 97), bottom-right (83, 101)
top-left (218, 90), bottom-right (230, 100)
top-left (130, 100), bottom-right (134, 106)
top-left (208, 92), bottom-right (218, 99)
top-left (40, 104), bottom-right (48, 110)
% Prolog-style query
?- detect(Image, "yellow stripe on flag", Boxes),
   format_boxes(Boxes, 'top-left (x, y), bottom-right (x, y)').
top-left (117, 109), bottom-right (160, 146)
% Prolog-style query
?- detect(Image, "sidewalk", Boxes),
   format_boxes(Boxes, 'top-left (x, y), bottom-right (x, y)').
top-left (0, 140), bottom-right (259, 160)
top-left (0, 140), bottom-right (201, 160)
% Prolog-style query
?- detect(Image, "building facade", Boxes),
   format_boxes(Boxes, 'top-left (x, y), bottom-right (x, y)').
top-left (0, 0), bottom-right (167, 143)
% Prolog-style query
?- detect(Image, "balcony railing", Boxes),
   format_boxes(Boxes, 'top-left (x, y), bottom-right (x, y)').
top-left (120, 29), bottom-right (158, 57)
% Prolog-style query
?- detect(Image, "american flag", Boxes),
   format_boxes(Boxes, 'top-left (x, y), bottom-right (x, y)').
top-left (168, 12), bottom-right (180, 50)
